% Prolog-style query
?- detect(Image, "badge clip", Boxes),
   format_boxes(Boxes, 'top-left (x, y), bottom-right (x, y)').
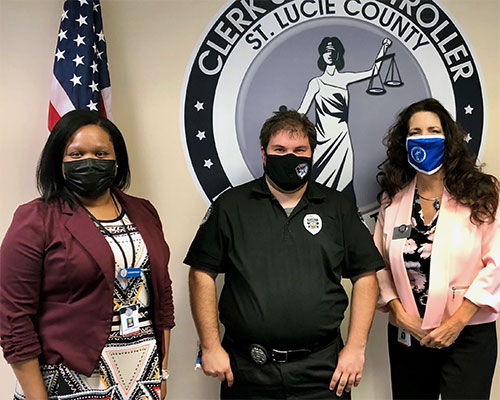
top-left (119, 305), bottom-right (140, 336)
top-left (397, 328), bottom-right (411, 347)
top-left (393, 224), bottom-right (411, 239)
top-left (119, 267), bottom-right (141, 278)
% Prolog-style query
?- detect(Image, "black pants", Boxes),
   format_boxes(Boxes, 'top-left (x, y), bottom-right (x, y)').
top-left (388, 322), bottom-right (497, 400)
top-left (220, 336), bottom-right (350, 400)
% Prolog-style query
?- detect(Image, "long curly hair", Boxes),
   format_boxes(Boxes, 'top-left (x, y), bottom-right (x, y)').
top-left (377, 98), bottom-right (498, 225)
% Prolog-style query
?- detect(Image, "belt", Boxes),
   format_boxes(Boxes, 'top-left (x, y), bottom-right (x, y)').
top-left (225, 332), bottom-right (338, 365)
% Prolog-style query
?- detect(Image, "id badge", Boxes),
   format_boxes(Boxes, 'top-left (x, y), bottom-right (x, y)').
top-left (119, 305), bottom-right (140, 336)
top-left (119, 267), bottom-right (141, 278)
top-left (393, 224), bottom-right (412, 239)
top-left (397, 328), bottom-right (411, 347)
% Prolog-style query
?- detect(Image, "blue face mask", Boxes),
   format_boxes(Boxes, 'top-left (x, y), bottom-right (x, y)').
top-left (406, 134), bottom-right (445, 175)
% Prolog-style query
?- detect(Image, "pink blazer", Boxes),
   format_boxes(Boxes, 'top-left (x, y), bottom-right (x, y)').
top-left (374, 179), bottom-right (500, 330)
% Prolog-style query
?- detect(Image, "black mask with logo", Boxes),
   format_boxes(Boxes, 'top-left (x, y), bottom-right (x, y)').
top-left (264, 153), bottom-right (312, 192)
top-left (63, 158), bottom-right (117, 198)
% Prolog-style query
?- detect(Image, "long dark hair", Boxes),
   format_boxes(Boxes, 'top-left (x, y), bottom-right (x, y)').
top-left (377, 98), bottom-right (498, 225)
top-left (36, 109), bottom-right (130, 205)
top-left (317, 37), bottom-right (345, 71)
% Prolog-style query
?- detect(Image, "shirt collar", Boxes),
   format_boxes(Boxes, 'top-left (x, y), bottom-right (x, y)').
top-left (251, 175), bottom-right (327, 203)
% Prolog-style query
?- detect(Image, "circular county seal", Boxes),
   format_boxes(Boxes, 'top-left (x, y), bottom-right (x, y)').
top-left (411, 146), bottom-right (426, 163)
top-left (181, 0), bottom-right (486, 228)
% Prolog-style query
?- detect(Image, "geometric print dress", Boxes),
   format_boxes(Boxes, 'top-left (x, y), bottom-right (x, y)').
top-left (14, 212), bottom-right (162, 400)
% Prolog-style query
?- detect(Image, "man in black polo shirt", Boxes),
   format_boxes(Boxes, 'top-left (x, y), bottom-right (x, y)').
top-left (185, 110), bottom-right (383, 399)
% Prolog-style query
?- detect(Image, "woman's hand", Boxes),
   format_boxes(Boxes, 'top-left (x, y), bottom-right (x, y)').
top-left (420, 299), bottom-right (479, 348)
top-left (397, 313), bottom-right (429, 342)
top-left (382, 38), bottom-right (392, 48)
top-left (388, 299), bottom-right (428, 341)
top-left (11, 358), bottom-right (48, 400)
top-left (160, 379), bottom-right (167, 399)
top-left (420, 318), bottom-right (464, 348)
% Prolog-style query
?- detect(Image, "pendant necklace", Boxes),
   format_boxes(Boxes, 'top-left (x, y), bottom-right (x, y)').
top-left (418, 193), bottom-right (442, 211)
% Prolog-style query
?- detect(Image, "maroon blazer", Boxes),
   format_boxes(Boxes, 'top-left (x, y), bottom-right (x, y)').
top-left (0, 189), bottom-right (174, 376)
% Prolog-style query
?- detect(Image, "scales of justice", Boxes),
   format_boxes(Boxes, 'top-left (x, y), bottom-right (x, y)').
top-left (367, 51), bottom-right (404, 94)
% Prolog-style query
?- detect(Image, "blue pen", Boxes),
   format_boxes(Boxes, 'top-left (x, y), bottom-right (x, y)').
top-left (195, 342), bottom-right (202, 370)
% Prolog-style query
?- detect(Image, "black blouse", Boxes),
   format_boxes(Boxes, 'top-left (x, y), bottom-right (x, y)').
top-left (403, 190), bottom-right (440, 318)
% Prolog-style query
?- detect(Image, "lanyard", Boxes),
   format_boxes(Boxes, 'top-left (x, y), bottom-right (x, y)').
top-left (76, 194), bottom-right (137, 271)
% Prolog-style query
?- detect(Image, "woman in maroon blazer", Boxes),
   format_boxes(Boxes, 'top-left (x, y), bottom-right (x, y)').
top-left (0, 110), bottom-right (174, 399)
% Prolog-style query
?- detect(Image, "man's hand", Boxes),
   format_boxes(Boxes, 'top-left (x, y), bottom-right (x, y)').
top-left (201, 345), bottom-right (234, 387)
top-left (189, 268), bottom-right (234, 385)
top-left (329, 344), bottom-right (365, 396)
top-left (329, 271), bottom-right (377, 396)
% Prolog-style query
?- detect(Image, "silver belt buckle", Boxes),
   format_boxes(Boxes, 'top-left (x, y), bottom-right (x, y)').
top-left (249, 344), bottom-right (268, 365)
top-left (271, 349), bottom-right (288, 363)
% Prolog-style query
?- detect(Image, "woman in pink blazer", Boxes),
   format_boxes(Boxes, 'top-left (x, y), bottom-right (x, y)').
top-left (374, 98), bottom-right (499, 399)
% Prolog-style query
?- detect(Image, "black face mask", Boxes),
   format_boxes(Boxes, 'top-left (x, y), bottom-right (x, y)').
top-left (63, 158), bottom-right (117, 198)
top-left (264, 153), bottom-right (312, 192)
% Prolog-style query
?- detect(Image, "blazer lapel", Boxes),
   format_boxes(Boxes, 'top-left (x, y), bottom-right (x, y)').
top-left (422, 188), bottom-right (453, 329)
top-left (63, 201), bottom-right (116, 291)
top-left (113, 190), bottom-right (166, 301)
top-left (386, 179), bottom-right (420, 317)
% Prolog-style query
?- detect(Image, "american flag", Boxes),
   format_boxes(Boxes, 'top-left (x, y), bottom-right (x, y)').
top-left (49, 0), bottom-right (111, 131)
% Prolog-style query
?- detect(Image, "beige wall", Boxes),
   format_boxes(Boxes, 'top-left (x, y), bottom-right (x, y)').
top-left (0, 0), bottom-right (499, 399)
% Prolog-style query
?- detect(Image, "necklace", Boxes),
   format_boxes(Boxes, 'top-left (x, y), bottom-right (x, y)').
top-left (76, 193), bottom-right (136, 270)
top-left (417, 193), bottom-right (442, 211)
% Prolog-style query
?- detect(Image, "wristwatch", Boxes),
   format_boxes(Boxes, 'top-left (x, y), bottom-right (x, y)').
top-left (161, 369), bottom-right (169, 380)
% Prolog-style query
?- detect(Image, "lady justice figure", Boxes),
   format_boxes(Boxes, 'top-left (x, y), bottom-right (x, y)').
top-left (298, 36), bottom-right (392, 198)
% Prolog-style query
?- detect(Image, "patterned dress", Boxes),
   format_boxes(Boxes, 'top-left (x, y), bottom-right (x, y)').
top-left (14, 211), bottom-right (162, 400)
top-left (402, 191), bottom-right (439, 318)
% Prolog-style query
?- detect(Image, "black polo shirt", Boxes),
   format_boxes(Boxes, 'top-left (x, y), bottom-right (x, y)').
top-left (184, 177), bottom-right (383, 348)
